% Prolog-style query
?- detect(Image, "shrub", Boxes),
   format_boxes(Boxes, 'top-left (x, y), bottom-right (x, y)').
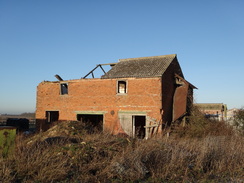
top-left (174, 105), bottom-right (235, 138)
top-left (233, 108), bottom-right (244, 132)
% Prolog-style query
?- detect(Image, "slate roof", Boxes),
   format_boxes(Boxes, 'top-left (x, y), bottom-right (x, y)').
top-left (102, 54), bottom-right (177, 79)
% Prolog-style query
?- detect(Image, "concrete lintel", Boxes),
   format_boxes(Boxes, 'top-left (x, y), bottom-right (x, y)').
top-left (118, 111), bottom-right (149, 115)
top-left (75, 111), bottom-right (108, 115)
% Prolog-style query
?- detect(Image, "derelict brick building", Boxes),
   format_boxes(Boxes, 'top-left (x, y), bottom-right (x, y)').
top-left (36, 54), bottom-right (196, 138)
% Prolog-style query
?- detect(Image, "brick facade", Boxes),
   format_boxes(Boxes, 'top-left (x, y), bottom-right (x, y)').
top-left (36, 78), bottom-right (163, 135)
top-left (36, 54), bottom-right (195, 138)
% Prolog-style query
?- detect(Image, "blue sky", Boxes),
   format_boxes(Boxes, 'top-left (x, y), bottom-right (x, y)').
top-left (0, 0), bottom-right (244, 114)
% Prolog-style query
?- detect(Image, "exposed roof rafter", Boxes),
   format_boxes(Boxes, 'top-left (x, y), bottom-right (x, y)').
top-left (82, 63), bottom-right (116, 79)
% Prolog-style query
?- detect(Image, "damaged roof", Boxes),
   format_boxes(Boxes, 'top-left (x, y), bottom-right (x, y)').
top-left (101, 54), bottom-right (178, 79)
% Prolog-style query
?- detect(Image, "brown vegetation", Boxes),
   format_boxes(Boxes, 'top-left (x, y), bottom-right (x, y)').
top-left (0, 117), bottom-right (243, 182)
top-left (233, 108), bottom-right (244, 133)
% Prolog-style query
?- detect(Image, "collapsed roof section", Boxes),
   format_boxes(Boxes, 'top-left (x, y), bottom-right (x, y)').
top-left (57, 54), bottom-right (185, 80)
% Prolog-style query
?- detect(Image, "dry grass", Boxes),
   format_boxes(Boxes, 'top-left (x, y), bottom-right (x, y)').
top-left (106, 135), bottom-right (244, 182)
top-left (0, 120), bottom-right (243, 183)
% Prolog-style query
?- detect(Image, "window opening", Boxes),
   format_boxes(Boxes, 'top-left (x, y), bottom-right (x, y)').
top-left (77, 114), bottom-right (103, 133)
top-left (60, 83), bottom-right (68, 95)
top-left (46, 111), bottom-right (59, 123)
top-left (118, 81), bottom-right (127, 94)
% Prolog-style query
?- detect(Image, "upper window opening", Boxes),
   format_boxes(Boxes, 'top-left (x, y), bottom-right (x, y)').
top-left (118, 81), bottom-right (127, 94)
top-left (60, 83), bottom-right (68, 95)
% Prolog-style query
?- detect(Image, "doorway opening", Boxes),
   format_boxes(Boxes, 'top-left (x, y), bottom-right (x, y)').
top-left (77, 114), bottom-right (103, 133)
top-left (133, 116), bottom-right (146, 139)
top-left (46, 111), bottom-right (59, 123)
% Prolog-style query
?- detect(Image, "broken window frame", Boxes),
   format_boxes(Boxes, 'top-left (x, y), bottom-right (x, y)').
top-left (46, 111), bottom-right (59, 123)
top-left (117, 80), bottom-right (127, 94)
top-left (60, 83), bottom-right (68, 95)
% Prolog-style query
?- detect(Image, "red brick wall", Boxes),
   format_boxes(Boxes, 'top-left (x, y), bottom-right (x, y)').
top-left (36, 78), bottom-right (163, 133)
top-left (161, 58), bottom-right (183, 125)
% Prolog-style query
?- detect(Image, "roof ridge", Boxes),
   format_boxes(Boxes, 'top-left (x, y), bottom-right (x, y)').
top-left (119, 54), bottom-right (176, 62)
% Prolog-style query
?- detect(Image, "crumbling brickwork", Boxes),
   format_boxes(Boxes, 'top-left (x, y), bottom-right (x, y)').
top-left (36, 78), bottom-right (163, 134)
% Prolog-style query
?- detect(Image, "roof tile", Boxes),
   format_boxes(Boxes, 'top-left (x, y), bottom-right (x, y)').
top-left (102, 54), bottom-right (177, 79)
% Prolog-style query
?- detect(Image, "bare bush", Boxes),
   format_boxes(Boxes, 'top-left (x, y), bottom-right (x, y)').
top-left (0, 121), bottom-right (243, 182)
top-left (233, 108), bottom-right (244, 133)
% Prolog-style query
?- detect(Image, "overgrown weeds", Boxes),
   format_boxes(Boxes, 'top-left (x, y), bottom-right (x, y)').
top-left (0, 121), bottom-right (243, 182)
top-left (173, 106), bottom-right (236, 138)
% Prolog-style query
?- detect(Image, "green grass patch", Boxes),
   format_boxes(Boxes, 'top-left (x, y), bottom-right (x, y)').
top-left (0, 127), bottom-right (16, 158)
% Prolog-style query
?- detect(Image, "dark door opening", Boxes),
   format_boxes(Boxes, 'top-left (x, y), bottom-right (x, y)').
top-left (134, 116), bottom-right (146, 139)
top-left (46, 111), bottom-right (59, 123)
top-left (77, 114), bottom-right (103, 133)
